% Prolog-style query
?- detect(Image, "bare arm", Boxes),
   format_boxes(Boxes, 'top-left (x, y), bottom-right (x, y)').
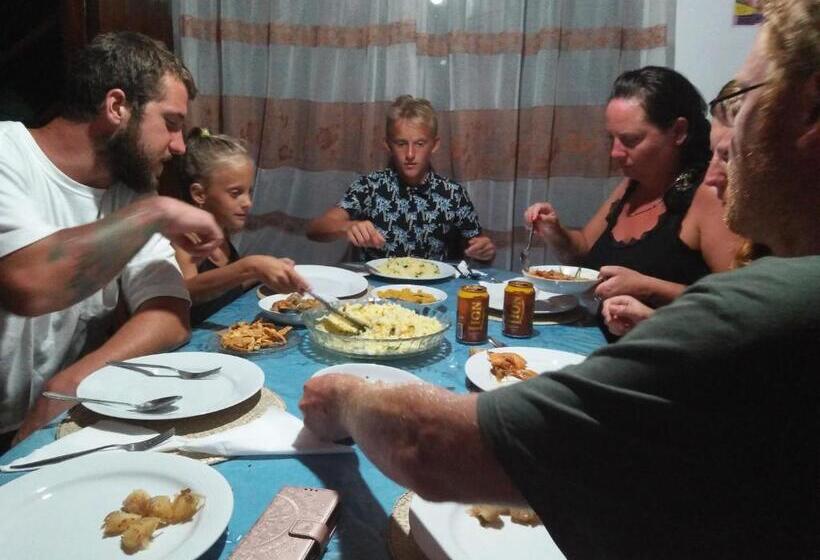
top-left (688, 185), bottom-right (744, 272)
top-left (300, 375), bottom-right (523, 504)
top-left (524, 179), bottom-right (627, 265)
top-left (13, 296), bottom-right (191, 442)
top-left (174, 246), bottom-right (308, 303)
top-left (306, 207), bottom-right (356, 242)
top-left (306, 207), bottom-right (385, 248)
top-left (0, 196), bottom-right (222, 316)
top-left (594, 265), bottom-right (686, 306)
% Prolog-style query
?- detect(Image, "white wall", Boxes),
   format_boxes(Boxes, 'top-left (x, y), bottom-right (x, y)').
top-left (673, 0), bottom-right (759, 101)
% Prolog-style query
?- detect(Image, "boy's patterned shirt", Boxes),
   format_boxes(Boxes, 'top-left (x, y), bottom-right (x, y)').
top-left (338, 167), bottom-right (482, 261)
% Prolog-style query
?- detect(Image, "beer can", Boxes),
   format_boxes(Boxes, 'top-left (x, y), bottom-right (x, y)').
top-left (502, 280), bottom-right (535, 338)
top-left (457, 284), bottom-right (489, 344)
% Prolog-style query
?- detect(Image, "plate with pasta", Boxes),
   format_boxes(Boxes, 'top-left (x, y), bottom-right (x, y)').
top-left (78, 351), bottom-right (264, 420)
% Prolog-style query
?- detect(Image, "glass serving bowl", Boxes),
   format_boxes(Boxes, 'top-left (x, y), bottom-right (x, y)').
top-left (302, 300), bottom-right (451, 360)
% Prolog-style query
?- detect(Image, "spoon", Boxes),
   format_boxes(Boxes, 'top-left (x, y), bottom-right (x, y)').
top-left (42, 391), bottom-right (182, 412)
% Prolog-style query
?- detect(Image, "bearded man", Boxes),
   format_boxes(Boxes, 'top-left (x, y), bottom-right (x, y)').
top-left (0, 32), bottom-right (223, 448)
top-left (299, 1), bottom-right (819, 557)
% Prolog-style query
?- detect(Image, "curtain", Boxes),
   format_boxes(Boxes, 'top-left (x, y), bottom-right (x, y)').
top-left (173, 0), bottom-right (674, 270)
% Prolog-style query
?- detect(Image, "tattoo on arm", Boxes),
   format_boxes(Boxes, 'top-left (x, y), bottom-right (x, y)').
top-left (54, 209), bottom-right (163, 303)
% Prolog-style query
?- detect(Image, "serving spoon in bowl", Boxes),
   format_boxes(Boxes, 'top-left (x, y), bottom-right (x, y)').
top-left (42, 391), bottom-right (182, 413)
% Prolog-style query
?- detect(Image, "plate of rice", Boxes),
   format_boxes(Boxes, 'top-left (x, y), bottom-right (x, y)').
top-left (367, 257), bottom-right (456, 281)
top-left (302, 301), bottom-right (450, 359)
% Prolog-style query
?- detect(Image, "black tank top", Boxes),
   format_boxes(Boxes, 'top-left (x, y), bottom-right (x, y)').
top-left (190, 241), bottom-right (245, 325)
top-left (582, 177), bottom-right (711, 286)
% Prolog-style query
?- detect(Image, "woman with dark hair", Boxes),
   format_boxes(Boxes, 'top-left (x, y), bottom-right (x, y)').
top-left (525, 66), bottom-right (742, 321)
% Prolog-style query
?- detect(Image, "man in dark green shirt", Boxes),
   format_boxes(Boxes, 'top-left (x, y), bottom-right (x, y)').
top-left (299, 1), bottom-right (819, 557)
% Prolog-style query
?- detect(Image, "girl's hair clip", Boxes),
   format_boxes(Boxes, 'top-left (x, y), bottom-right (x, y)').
top-left (200, 128), bottom-right (211, 138)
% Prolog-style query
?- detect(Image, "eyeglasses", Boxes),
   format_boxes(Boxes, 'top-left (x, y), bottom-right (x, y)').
top-left (709, 82), bottom-right (767, 127)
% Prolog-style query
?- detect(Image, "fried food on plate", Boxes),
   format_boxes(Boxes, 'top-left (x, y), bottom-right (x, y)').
top-left (102, 488), bottom-right (204, 554)
top-left (220, 319), bottom-right (292, 352)
top-left (468, 504), bottom-right (542, 527)
top-left (488, 352), bottom-right (537, 381)
top-left (272, 293), bottom-right (320, 313)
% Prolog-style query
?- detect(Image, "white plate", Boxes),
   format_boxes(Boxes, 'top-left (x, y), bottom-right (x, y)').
top-left (410, 495), bottom-right (565, 560)
top-left (311, 363), bottom-right (423, 385)
top-left (464, 347), bottom-right (585, 391)
top-left (298, 264), bottom-right (369, 298)
top-left (258, 293), bottom-right (325, 326)
top-left (77, 352), bottom-right (264, 420)
top-left (0, 452), bottom-right (233, 559)
top-left (256, 265), bottom-right (368, 300)
top-left (521, 265), bottom-right (599, 295)
top-left (367, 258), bottom-right (457, 281)
top-left (480, 279), bottom-right (578, 315)
top-left (372, 284), bottom-right (448, 306)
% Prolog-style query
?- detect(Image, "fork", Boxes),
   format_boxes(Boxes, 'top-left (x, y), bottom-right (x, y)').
top-left (106, 361), bottom-right (221, 379)
top-left (462, 262), bottom-right (502, 284)
top-left (520, 227), bottom-right (535, 271)
top-left (7, 428), bottom-right (176, 470)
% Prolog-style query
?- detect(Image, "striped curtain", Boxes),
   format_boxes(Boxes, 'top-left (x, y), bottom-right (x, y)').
top-left (173, 0), bottom-right (673, 270)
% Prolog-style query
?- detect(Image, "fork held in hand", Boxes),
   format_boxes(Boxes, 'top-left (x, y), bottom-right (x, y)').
top-left (520, 227), bottom-right (535, 271)
top-left (7, 428), bottom-right (176, 470)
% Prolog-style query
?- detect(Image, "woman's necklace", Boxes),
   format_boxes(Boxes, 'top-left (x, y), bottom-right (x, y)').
top-left (625, 198), bottom-right (664, 217)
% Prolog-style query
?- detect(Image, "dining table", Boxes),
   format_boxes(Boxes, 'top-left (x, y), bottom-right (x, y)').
top-left (0, 265), bottom-right (606, 559)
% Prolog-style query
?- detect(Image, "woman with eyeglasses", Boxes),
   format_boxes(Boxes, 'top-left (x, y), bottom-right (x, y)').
top-left (525, 67), bottom-right (743, 339)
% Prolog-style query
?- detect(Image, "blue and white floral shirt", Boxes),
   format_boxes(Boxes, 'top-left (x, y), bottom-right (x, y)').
top-left (338, 167), bottom-right (483, 260)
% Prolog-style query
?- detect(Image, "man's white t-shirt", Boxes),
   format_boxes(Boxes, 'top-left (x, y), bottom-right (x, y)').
top-left (0, 122), bottom-right (190, 433)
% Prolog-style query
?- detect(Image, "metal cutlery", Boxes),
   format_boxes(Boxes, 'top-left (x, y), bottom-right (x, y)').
top-left (106, 361), bottom-right (220, 379)
top-left (520, 227), bottom-right (535, 271)
top-left (487, 336), bottom-right (507, 348)
top-left (42, 391), bottom-right (182, 412)
top-left (6, 428), bottom-right (176, 470)
top-left (461, 262), bottom-right (502, 284)
top-left (307, 289), bottom-right (369, 333)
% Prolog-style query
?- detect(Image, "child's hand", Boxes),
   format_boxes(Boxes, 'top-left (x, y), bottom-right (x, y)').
top-left (246, 256), bottom-right (309, 293)
top-left (346, 221), bottom-right (385, 248)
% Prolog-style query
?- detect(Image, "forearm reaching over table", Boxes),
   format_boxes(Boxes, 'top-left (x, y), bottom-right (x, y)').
top-left (13, 296), bottom-right (191, 444)
top-left (306, 207), bottom-right (385, 248)
top-left (0, 196), bottom-right (221, 316)
top-left (299, 374), bottom-right (522, 504)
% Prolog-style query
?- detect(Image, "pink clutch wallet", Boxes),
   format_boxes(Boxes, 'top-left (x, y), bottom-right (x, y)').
top-left (230, 486), bottom-right (340, 560)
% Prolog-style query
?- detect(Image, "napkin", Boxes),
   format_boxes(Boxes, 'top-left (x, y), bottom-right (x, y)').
top-left (1, 408), bottom-right (351, 472)
top-left (158, 407), bottom-right (353, 457)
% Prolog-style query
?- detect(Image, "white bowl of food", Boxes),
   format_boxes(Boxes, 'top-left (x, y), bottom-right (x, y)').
top-left (372, 284), bottom-right (448, 307)
top-left (302, 300), bottom-right (450, 359)
top-left (521, 265), bottom-right (599, 295)
top-left (258, 293), bottom-right (323, 326)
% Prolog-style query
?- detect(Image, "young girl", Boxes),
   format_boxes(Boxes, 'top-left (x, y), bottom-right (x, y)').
top-left (175, 128), bottom-right (307, 324)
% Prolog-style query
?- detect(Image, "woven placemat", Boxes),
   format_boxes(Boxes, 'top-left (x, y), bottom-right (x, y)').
top-left (56, 387), bottom-right (286, 464)
top-left (488, 306), bottom-right (584, 326)
top-left (388, 491), bottom-right (429, 560)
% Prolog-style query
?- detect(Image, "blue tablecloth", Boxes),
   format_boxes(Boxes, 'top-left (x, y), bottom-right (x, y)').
top-left (0, 269), bottom-right (606, 559)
